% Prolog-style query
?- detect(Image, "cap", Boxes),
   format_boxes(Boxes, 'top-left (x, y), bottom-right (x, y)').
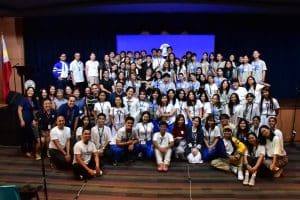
top-left (223, 125), bottom-right (233, 132)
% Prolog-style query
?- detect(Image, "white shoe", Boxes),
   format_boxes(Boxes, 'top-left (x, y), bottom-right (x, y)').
top-left (238, 170), bottom-right (244, 181)
top-left (248, 175), bottom-right (256, 186)
top-left (243, 173), bottom-right (249, 185)
top-left (230, 166), bottom-right (237, 174)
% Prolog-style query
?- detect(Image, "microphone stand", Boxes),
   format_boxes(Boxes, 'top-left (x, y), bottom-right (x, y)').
top-left (73, 179), bottom-right (87, 200)
top-left (37, 117), bottom-right (48, 200)
top-left (290, 88), bottom-right (299, 146)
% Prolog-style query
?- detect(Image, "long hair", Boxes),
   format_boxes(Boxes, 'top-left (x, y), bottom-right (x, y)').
top-left (219, 79), bottom-right (230, 95)
top-left (176, 89), bottom-right (187, 102)
top-left (259, 86), bottom-right (275, 113)
top-left (204, 115), bottom-right (216, 131)
top-left (186, 91), bottom-right (197, 106)
top-left (139, 111), bottom-right (151, 123)
top-left (173, 114), bottom-right (186, 129)
top-left (228, 93), bottom-right (240, 116)
top-left (258, 125), bottom-right (275, 145)
top-left (245, 76), bottom-right (257, 91)
top-left (245, 132), bottom-right (258, 157)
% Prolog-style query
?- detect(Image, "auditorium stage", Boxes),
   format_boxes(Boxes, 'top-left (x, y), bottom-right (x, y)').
top-left (0, 144), bottom-right (299, 200)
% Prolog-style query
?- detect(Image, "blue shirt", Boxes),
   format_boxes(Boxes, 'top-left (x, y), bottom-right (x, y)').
top-left (58, 103), bottom-right (79, 128)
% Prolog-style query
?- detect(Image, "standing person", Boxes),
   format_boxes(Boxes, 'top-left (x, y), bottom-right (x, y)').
top-left (245, 76), bottom-right (270, 104)
top-left (99, 69), bottom-right (115, 99)
top-left (73, 128), bottom-right (102, 180)
top-left (259, 86), bottom-right (280, 125)
top-left (200, 52), bottom-right (210, 77)
top-left (219, 80), bottom-right (230, 108)
top-left (109, 82), bottom-right (126, 106)
top-left (243, 132), bottom-right (265, 186)
top-left (58, 95), bottom-right (80, 137)
top-left (204, 75), bottom-right (218, 101)
top-left (149, 89), bottom-right (161, 132)
top-left (75, 116), bottom-right (91, 141)
top-left (214, 68), bottom-right (226, 88)
top-left (52, 53), bottom-right (70, 89)
top-left (185, 117), bottom-right (204, 164)
top-left (211, 94), bottom-right (223, 125)
top-left (93, 91), bottom-right (111, 126)
top-left (91, 113), bottom-right (113, 165)
top-left (70, 52), bottom-right (85, 94)
top-left (85, 52), bottom-right (100, 87)
top-left (211, 126), bottom-right (246, 181)
top-left (153, 121), bottom-right (174, 172)
top-left (228, 79), bottom-right (248, 104)
top-left (251, 50), bottom-right (267, 84)
top-left (187, 53), bottom-right (201, 77)
top-left (223, 61), bottom-right (234, 82)
top-left (238, 55), bottom-right (253, 86)
top-left (225, 93), bottom-right (243, 126)
top-left (158, 73), bottom-right (176, 95)
top-left (135, 111), bottom-right (154, 160)
top-left (259, 125), bottom-right (288, 178)
top-left (49, 115), bottom-right (72, 169)
top-left (176, 73), bottom-right (189, 93)
top-left (123, 87), bottom-right (140, 123)
top-left (175, 89), bottom-right (188, 125)
top-left (113, 116), bottom-right (139, 165)
top-left (18, 87), bottom-right (36, 158)
top-left (152, 49), bottom-right (165, 72)
top-left (73, 88), bottom-right (87, 119)
top-left (250, 116), bottom-right (261, 137)
top-left (32, 98), bottom-right (57, 160)
top-left (241, 93), bottom-right (260, 123)
top-left (156, 94), bottom-right (177, 132)
top-left (186, 91), bottom-right (203, 126)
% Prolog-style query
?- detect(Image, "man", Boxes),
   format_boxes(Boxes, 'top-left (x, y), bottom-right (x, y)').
top-left (228, 78), bottom-right (248, 104)
top-left (251, 50), bottom-right (267, 83)
top-left (250, 116), bottom-right (261, 137)
top-left (187, 53), bottom-right (200, 76)
top-left (111, 116), bottom-right (139, 165)
top-left (240, 93), bottom-right (260, 123)
top-left (238, 55), bottom-right (253, 86)
top-left (268, 117), bottom-right (284, 147)
top-left (85, 52), bottom-right (100, 87)
top-left (91, 113), bottom-right (113, 165)
top-left (52, 53), bottom-right (70, 89)
top-left (58, 95), bottom-right (80, 134)
top-left (188, 73), bottom-right (200, 93)
top-left (152, 49), bottom-right (165, 72)
top-left (153, 121), bottom-right (174, 172)
top-left (99, 69), bottom-right (115, 100)
top-left (49, 115), bottom-right (72, 169)
top-left (211, 126), bottom-right (246, 180)
top-left (158, 73), bottom-right (176, 95)
top-left (70, 52), bottom-right (85, 94)
top-left (140, 55), bottom-right (153, 79)
top-left (218, 114), bottom-right (236, 137)
top-left (109, 82), bottom-right (126, 106)
top-left (73, 128), bottom-right (102, 180)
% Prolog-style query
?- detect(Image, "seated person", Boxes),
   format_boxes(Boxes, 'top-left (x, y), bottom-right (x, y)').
top-left (111, 116), bottom-right (139, 165)
top-left (48, 115), bottom-right (72, 169)
top-left (73, 128), bottom-right (102, 180)
top-left (172, 114), bottom-right (187, 161)
top-left (185, 117), bottom-right (204, 164)
top-left (211, 125), bottom-right (246, 181)
top-left (153, 121), bottom-right (174, 172)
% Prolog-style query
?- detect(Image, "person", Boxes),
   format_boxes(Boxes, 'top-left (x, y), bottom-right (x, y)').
top-left (251, 50), bottom-right (267, 84)
top-left (138, 90), bottom-right (150, 119)
top-left (149, 88), bottom-right (161, 132)
top-left (176, 73), bottom-right (189, 93)
top-left (189, 73), bottom-right (201, 94)
top-left (268, 117), bottom-right (284, 147)
top-left (186, 91), bottom-right (203, 126)
top-left (32, 98), bottom-right (57, 160)
top-left (211, 125), bottom-right (246, 181)
top-left (159, 73), bottom-right (176, 95)
top-left (235, 118), bottom-right (250, 144)
top-left (250, 116), bottom-right (261, 137)
top-left (172, 114), bottom-right (187, 161)
top-left (93, 91), bottom-right (111, 126)
top-left (185, 117), bottom-right (204, 164)
top-left (241, 93), bottom-right (260, 123)
top-left (259, 125), bottom-right (288, 178)
top-left (175, 89), bottom-right (188, 125)
top-left (202, 116), bottom-right (223, 162)
top-left (228, 79), bottom-right (247, 104)
top-left (123, 87), bottom-right (140, 123)
top-left (214, 68), bottom-right (226, 88)
top-left (153, 121), bottom-right (174, 172)
top-left (85, 52), bottom-right (100, 87)
top-left (70, 52), bottom-right (85, 94)
top-left (75, 116), bottom-right (91, 141)
top-left (58, 95), bottom-right (80, 135)
top-left (99, 69), bottom-right (115, 99)
top-left (219, 79), bottom-right (230, 108)
top-left (49, 115), bottom-right (72, 169)
top-left (91, 113), bottom-right (113, 165)
top-left (18, 87), bottom-right (36, 158)
top-left (52, 53), bottom-right (70, 89)
top-left (112, 116), bottom-right (139, 165)
top-left (109, 82), bottom-right (126, 106)
top-left (53, 89), bottom-right (67, 110)
top-left (223, 61), bottom-right (235, 82)
top-left (73, 128), bottom-right (102, 180)
top-left (259, 86), bottom-right (280, 125)
top-left (225, 93), bottom-right (243, 126)
top-left (152, 49), bottom-right (165, 72)
top-left (218, 114), bottom-right (236, 138)
top-left (73, 88), bottom-right (87, 119)
top-left (156, 94), bottom-right (177, 132)
top-left (211, 94), bottom-right (223, 125)
top-left (135, 111), bottom-right (154, 160)
top-left (238, 55), bottom-right (252, 86)
top-left (187, 53), bottom-right (201, 77)
top-left (244, 76), bottom-right (270, 104)
top-left (243, 132), bottom-right (265, 186)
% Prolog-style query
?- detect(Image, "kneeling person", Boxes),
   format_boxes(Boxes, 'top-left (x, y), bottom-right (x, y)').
top-left (73, 128), bottom-right (102, 180)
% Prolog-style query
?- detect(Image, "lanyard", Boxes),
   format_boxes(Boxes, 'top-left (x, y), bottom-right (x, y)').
top-left (98, 127), bottom-right (104, 145)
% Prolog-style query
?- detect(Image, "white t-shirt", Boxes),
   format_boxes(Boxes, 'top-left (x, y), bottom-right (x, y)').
top-left (116, 127), bottom-right (138, 142)
top-left (152, 57), bottom-right (165, 71)
top-left (175, 100), bottom-right (188, 124)
top-left (229, 87), bottom-right (248, 104)
top-left (265, 135), bottom-right (286, 157)
top-left (202, 126), bottom-right (221, 145)
top-left (93, 101), bottom-right (111, 124)
top-left (247, 83), bottom-right (264, 104)
top-left (225, 104), bottom-right (243, 125)
top-left (238, 64), bottom-right (253, 84)
top-left (123, 96), bottom-right (140, 120)
top-left (223, 138), bottom-right (234, 155)
top-left (245, 145), bottom-right (265, 158)
top-left (260, 98), bottom-right (280, 116)
top-left (204, 83), bottom-right (218, 99)
top-left (251, 59), bottom-right (267, 83)
top-left (49, 126), bottom-right (71, 149)
top-left (135, 122), bottom-right (154, 142)
top-left (91, 125), bottom-right (112, 149)
top-left (157, 103), bottom-right (177, 124)
top-left (153, 132), bottom-right (174, 148)
top-left (70, 60), bottom-right (85, 83)
top-left (86, 60), bottom-right (99, 77)
top-left (73, 140), bottom-right (97, 164)
top-left (187, 100), bottom-right (203, 118)
top-left (138, 100), bottom-right (150, 114)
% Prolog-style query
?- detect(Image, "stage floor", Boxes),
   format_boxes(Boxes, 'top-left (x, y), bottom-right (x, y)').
top-left (0, 144), bottom-right (299, 200)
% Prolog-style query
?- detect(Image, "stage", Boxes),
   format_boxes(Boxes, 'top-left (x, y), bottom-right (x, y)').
top-left (0, 144), bottom-right (299, 200)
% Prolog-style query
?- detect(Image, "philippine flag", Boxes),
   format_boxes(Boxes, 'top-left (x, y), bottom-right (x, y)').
top-left (1, 34), bottom-right (12, 101)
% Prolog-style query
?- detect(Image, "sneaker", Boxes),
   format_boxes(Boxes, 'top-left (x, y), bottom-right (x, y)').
top-left (243, 173), bottom-right (249, 185)
top-left (35, 154), bottom-right (41, 161)
top-left (230, 166), bottom-right (238, 174)
top-left (163, 165), bottom-right (169, 172)
top-left (157, 164), bottom-right (163, 172)
top-left (273, 168), bottom-right (283, 178)
top-left (248, 175), bottom-right (256, 186)
top-left (238, 170), bottom-right (244, 181)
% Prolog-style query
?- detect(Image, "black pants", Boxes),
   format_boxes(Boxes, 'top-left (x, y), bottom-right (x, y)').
top-left (20, 125), bottom-right (34, 153)
top-left (73, 157), bottom-right (98, 180)
top-left (49, 148), bottom-right (72, 169)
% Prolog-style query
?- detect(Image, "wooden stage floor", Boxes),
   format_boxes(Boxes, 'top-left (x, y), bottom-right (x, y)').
top-left (0, 144), bottom-right (299, 200)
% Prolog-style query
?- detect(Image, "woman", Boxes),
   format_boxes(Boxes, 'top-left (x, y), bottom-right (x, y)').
top-left (200, 52), bottom-right (209, 77)
top-left (156, 94), bottom-right (177, 132)
top-left (138, 90), bottom-right (150, 121)
top-left (185, 117), bottom-right (204, 164)
top-left (175, 89), bottom-right (188, 125)
top-left (204, 75), bottom-right (218, 101)
top-left (243, 132), bottom-right (265, 186)
top-left (135, 111), bottom-right (154, 160)
top-left (18, 87), bottom-right (36, 158)
top-left (65, 85), bottom-right (73, 99)
top-left (259, 86), bottom-right (280, 125)
top-left (199, 92), bottom-right (212, 123)
top-left (211, 94), bottom-right (223, 125)
top-left (36, 88), bottom-right (49, 110)
top-left (176, 73), bottom-right (189, 93)
top-left (223, 61), bottom-right (234, 82)
top-left (73, 88), bottom-right (87, 119)
top-left (245, 76), bottom-right (270, 104)
top-left (214, 68), bottom-right (226, 88)
top-left (53, 89), bottom-right (67, 110)
top-left (174, 58), bottom-right (186, 81)
top-left (186, 91), bottom-right (203, 126)
top-left (125, 72), bottom-right (141, 95)
top-left (75, 116), bottom-right (91, 141)
top-left (140, 67), bottom-right (154, 94)
top-left (110, 96), bottom-right (128, 139)
top-left (172, 114), bottom-right (187, 161)
top-left (225, 93), bottom-right (243, 126)
top-left (202, 116), bottom-right (222, 161)
top-left (259, 125), bottom-right (288, 178)
top-left (235, 118), bottom-right (250, 144)
top-left (151, 71), bottom-right (163, 89)
top-left (219, 79), bottom-right (230, 108)
top-left (149, 88), bottom-right (161, 132)
top-left (93, 91), bottom-right (111, 126)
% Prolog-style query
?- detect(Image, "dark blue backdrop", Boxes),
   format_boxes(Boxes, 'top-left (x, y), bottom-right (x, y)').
top-left (23, 14), bottom-right (300, 98)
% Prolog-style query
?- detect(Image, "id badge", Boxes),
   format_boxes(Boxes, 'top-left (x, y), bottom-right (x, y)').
top-left (140, 140), bottom-right (146, 145)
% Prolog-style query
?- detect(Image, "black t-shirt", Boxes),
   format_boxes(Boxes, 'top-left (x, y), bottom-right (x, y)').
top-left (100, 78), bottom-right (114, 93)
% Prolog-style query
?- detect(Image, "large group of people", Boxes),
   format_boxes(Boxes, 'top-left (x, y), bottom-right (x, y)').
top-left (17, 47), bottom-right (288, 185)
